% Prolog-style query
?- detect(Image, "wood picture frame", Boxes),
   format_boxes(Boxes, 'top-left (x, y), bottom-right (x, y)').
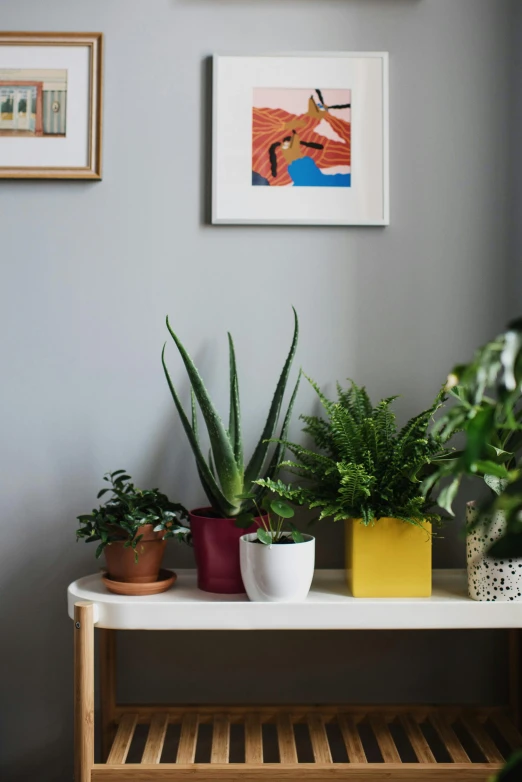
top-left (0, 31), bottom-right (103, 179)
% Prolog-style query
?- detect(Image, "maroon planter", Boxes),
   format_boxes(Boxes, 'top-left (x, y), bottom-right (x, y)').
top-left (189, 507), bottom-right (265, 594)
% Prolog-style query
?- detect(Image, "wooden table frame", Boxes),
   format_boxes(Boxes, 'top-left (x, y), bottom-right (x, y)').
top-left (73, 601), bottom-right (522, 781)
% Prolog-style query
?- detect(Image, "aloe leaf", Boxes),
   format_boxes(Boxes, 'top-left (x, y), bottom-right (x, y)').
top-left (195, 460), bottom-right (236, 517)
top-left (162, 344), bottom-right (235, 516)
top-left (165, 318), bottom-right (242, 504)
top-left (228, 333), bottom-right (243, 474)
top-left (191, 388), bottom-right (198, 438)
top-left (208, 449), bottom-right (216, 479)
top-left (260, 372), bottom-right (302, 487)
top-left (244, 308), bottom-right (299, 487)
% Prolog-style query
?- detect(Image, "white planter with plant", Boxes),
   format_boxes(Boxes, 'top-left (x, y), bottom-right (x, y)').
top-left (239, 498), bottom-right (315, 602)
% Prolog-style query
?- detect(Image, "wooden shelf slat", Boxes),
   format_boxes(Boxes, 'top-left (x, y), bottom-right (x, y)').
top-left (370, 715), bottom-right (401, 763)
top-left (107, 714), bottom-right (137, 765)
top-left (177, 713), bottom-right (199, 764)
top-left (490, 712), bottom-right (522, 750)
top-left (307, 714), bottom-right (332, 764)
top-left (141, 714), bottom-right (168, 765)
top-left (462, 716), bottom-right (504, 763)
top-left (211, 714), bottom-right (230, 764)
top-left (338, 715), bottom-right (367, 763)
top-left (102, 706), bottom-right (517, 775)
top-left (92, 762), bottom-right (505, 780)
top-left (245, 713), bottom-right (263, 764)
top-left (400, 716), bottom-right (436, 764)
top-left (277, 714), bottom-right (298, 764)
top-left (430, 715), bottom-right (470, 763)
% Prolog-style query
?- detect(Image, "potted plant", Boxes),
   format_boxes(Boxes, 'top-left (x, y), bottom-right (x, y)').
top-left (76, 470), bottom-right (189, 593)
top-left (238, 496), bottom-right (315, 602)
top-left (424, 319), bottom-right (522, 601)
top-left (162, 309), bottom-right (300, 594)
top-left (257, 378), bottom-right (449, 597)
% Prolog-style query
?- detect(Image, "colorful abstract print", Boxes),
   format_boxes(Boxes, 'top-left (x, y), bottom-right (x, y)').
top-left (252, 88), bottom-right (351, 188)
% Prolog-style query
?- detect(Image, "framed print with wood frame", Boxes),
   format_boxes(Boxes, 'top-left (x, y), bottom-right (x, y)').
top-left (212, 52), bottom-right (389, 226)
top-left (0, 32), bottom-right (103, 179)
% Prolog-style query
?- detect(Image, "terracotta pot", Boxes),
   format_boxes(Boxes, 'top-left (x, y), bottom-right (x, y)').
top-left (189, 507), bottom-right (266, 594)
top-left (104, 524), bottom-right (166, 584)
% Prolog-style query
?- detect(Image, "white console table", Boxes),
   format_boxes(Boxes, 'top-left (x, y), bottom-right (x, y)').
top-left (68, 569), bottom-right (522, 781)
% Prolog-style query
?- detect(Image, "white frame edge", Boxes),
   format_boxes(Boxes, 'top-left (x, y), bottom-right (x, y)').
top-left (211, 51), bottom-right (390, 226)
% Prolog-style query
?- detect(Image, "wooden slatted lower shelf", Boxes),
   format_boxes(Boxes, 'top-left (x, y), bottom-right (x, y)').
top-left (91, 705), bottom-right (522, 780)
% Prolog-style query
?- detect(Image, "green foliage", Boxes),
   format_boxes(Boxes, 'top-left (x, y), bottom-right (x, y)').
top-left (423, 319), bottom-right (522, 555)
top-left (257, 378), bottom-right (449, 527)
top-left (238, 493), bottom-right (303, 545)
top-left (76, 470), bottom-right (190, 560)
top-left (491, 751), bottom-right (522, 781)
top-left (162, 309), bottom-right (300, 518)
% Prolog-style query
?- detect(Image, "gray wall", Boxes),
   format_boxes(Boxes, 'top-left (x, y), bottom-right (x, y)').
top-left (510, 0), bottom-right (522, 316)
top-left (0, 1), bottom-right (517, 779)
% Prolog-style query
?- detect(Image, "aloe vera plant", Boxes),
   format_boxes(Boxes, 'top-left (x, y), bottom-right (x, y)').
top-left (162, 309), bottom-right (300, 518)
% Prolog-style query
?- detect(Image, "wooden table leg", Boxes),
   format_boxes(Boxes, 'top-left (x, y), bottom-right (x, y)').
top-left (100, 629), bottom-right (117, 761)
top-left (509, 628), bottom-right (521, 729)
top-left (74, 602), bottom-right (95, 782)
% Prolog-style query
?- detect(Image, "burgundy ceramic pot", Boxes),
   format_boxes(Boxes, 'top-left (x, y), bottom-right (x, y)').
top-left (189, 507), bottom-right (265, 594)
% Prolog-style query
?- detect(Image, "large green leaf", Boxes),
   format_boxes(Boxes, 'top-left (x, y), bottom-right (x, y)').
top-left (463, 406), bottom-right (496, 468)
top-left (228, 333), bottom-right (243, 474)
top-left (244, 308), bottom-right (299, 487)
top-left (165, 318), bottom-right (242, 505)
top-left (162, 345), bottom-right (236, 517)
top-left (436, 477), bottom-right (460, 515)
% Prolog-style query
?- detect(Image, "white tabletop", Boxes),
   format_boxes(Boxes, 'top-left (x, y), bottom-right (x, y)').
top-left (67, 569), bottom-right (522, 631)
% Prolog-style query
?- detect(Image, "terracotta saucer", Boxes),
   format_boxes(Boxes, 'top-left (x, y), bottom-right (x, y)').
top-left (102, 569), bottom-right (177, 596)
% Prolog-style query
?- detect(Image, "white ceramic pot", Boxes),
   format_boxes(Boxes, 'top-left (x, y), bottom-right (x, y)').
top-left (239, 533), bottom-right (315, 602)
top-left (466, 501), bottom-right (522, 601)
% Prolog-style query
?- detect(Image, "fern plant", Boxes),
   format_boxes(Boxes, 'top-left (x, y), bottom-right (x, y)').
top-left (257, 378), bottom-right (449, 526)
top-left (162, 309), bottom-right (300, 519)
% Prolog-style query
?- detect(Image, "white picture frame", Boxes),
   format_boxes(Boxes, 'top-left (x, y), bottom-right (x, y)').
top-left (212, 52), bottom-right (389, 226)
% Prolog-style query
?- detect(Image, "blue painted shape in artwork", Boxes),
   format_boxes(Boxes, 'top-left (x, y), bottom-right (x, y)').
top-left (287, 157), bottom-right (351, 187)
top-left (252, 171), bottom-right (270, 186)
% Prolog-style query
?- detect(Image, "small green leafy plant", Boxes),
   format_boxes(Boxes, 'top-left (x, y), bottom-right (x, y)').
top-left (423, 319), bottom-right (522, 556)
top-left (76, 470), bottom-right (190, 561)
top-left (162, 309), bottom-right (300, 519)
top-left (257, 378), bottom-right (449, 527)
top-left (236, 493), bottom-right (304, 545)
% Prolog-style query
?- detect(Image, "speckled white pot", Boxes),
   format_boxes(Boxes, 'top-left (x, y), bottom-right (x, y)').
top-left (466, 502), bottom-right (522, 601)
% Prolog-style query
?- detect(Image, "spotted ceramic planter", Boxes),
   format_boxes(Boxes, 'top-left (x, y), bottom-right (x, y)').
top-left (466, 502), bottom-right (522, 601)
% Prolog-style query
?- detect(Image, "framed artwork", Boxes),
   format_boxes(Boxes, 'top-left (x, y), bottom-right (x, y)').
top-left (212, 53), bottom-right (389, 226)
top-left (0, 32), bottom-right (103, 179)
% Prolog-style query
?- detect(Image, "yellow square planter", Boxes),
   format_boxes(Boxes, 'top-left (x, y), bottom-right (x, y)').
top-left (346, 517), bottom-right (432, 597)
